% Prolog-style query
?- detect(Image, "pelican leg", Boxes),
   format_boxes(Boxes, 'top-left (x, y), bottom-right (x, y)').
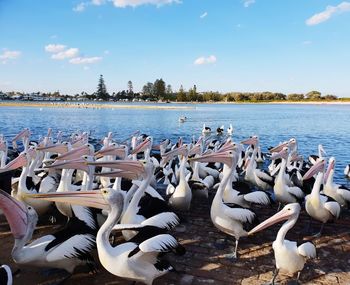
top-left (222, 239), bottom-right (239, 261)
top-left (296, 271), bottom-right (301, 283)
top-left (270, 268), bottom-right (279, 285)
top-left (313, 223), bottom-right (325, 238)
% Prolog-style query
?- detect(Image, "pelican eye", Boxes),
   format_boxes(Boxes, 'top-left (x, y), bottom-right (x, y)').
top-left (28, 206), bottom-right (32, 210)
top-left (102, 189), bottom-right (108, 194)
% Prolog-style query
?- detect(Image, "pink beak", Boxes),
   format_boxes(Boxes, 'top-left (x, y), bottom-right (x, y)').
top-left (131, 138), bottom-right (152, 155)
top-left (56, 145), bottom-right (92, 160)
top-left (0, 153), bottom-right (28, 173)
top-left (303, 159), bottom-right (325, 180)
top-left (191, 150), bottom-right (235, 168)
top-left (0, 190), bottom-right (28, 239)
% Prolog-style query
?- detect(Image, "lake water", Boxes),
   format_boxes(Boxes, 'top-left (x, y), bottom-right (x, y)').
top-left (0, 103), bottom-right (349, 184)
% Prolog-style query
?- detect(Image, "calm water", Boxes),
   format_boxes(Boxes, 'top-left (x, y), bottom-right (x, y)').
top-left (0, 103), bottom-right (349, 184)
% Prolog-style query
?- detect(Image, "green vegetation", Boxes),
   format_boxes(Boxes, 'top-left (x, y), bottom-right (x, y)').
top-left (0, 74), bottom-right (348, 102)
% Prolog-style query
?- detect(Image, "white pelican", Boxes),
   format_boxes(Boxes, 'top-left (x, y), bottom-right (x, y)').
top-left (242, 136), bottom-right (274, 190)
top-left (0, 189), bottom-right (97, 276)
top-left (227, 124), bottom-right (233, 136)
top-left (216, 125), bottom-right (224, 135)
top-left (303, 159), bottom-right (341, 236)
top-left (271, 147), bottom-right (304, 208)
top-left (202, 124), bottom-right (211, 135)
top-left (12, 128), bottom-right (31, 151)
top-left (192, 148), bottom-right (257, 259)
top-left (308, 144), bottom-right (326, 165)
top-left (344, 164), bottom-right (350, 178)
top-left (163, 145), bottom-right (192, 211)
top-left (33, 186), bottom-right (186, 285)
top-left (248, 203), bottom-right (316, 284)
top-left (324, 157), bottom-right (350, 207)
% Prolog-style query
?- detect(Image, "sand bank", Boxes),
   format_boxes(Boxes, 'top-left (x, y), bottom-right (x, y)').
top-left (0, 101), bottom-right (195, 110)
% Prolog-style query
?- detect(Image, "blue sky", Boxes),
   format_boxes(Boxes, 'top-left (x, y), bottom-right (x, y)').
top-left (0, 0), bottom-right (350, 96)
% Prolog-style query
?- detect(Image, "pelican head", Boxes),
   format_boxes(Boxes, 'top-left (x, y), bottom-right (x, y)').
top-left (303, 158), bottom-right (326, 180)
top-left (0, 190), bottom-right (38, 241)
top-left (248, 203), bottom-right (300, 235)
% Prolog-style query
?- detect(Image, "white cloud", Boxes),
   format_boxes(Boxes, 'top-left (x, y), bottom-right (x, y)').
top-left (302, 40), bottom-right (312, 45)
top-left (0, 50), bottom-right (21, 60)
top-left (69, 56), bottom-right (102, 64)
top-left (110, 0), bottom-right (181, 8)
top-left (194, 55), bottom-right (216, 65)
top-left (200, 12), bottom-right (207, 19)
top-left (306, 2), bottom-right (350, 26)
top-left (51, 48), bottom-right (80, 60)
top-left (44, 44), bottom-right (66, 53)
top-left (92, 0), bottom-right (105, 5)
top-left (243, 0), bottom-right (255, 8)
top-left (73, 2), bottom-right (87, 12)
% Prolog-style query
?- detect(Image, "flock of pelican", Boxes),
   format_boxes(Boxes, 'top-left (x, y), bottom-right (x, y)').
top-left (0, 126), bottom-right (349, 285)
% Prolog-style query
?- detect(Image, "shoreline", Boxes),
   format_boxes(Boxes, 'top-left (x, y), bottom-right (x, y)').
top-left (0, 100), bottom-right (350, 110)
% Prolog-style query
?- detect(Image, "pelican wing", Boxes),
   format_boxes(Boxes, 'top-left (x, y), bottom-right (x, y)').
top-left (39, 175), bottom-right (58, 194)
top-left (72, 205), bottom-right (97, 230)
top-left (46, 234), bottom-right (95, 262)
top-left (141, 212), bottom-right (179, 230)
top-left (297, 242), bottom-right (316, 259)
top-left (243, 191), bottom-right (270, 205)
top-left (223, 205), bottom-right (255, 223)
top-left (138, 234), bottom-right (179, 253)
top-left (324, 201), bottom-right (341, 219)
top-left (337, 188), bottom-right (350, 202)
top-left (286, 186), bottom-right (304, 198)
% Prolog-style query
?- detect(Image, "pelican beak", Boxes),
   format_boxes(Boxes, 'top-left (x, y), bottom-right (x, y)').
top-left (28, 191), bottom-right (109, 211)
top-left (12, 128), bottom-right (30, 142)
top-left (0, 190), bottom-right (29, 239)
top-left (248, 206), bottom-right (293, 235)
top-left (269, 141), bottom-right (288, 153)
top-left (218, 140), bottom-right (236, 153)
top-left (161, 144), bottom-right (188, 165)
top-left (131, 139), bottom-right (151, 155)
top-left (303, 159), bottom-right (325, 180)
top-left (36, 143), bottom-right (69, 154)
top-left (56, 145), bottom-right (90, 160)
top-left (188, 144), bottom-right (201, 157)
top-left (87, 160), bottom-right (144, 174)
top-left (324, 158), bottom-right (335, 183)
top-left (95, 169), bottom-right (139, 180)
top-left (241, 136), bottom-right (257, 146)
top-left (46, 158), bottom-right (90, 172)
top-left (0, 153), bottom-right (28, 173)
top-left (95, 145), bottom-right (127, 159)
top-left (270, 147), bottom-right (288, 160)
top-left (190, 150), bottom-right (234, 168)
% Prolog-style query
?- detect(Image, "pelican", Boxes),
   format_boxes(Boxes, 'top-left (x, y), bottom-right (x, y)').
top-left (308, 144), bottom-right (326, 165)
top-left (248, 203), bottom-right (316, 285)
top-left (216, 125), bottom-right (224, 135)
top-left (32, 186), bottom-right (186, 284)
top-left (227, 124), bottom-right (233, 136)
top-left (344, 164), bottom-right (350, 178)
top-left (192, 148), bottom-right (257, 259)
top-left (202, 124), bottom-right (211, 135)
top-left (303, 159), bottom-right (341, 236)
top-left (271, 147), bottom-right (304, 208)
top-left (323, 157), bottom-right (350, 207)
top-left (242, 136), bottom-right (274, 190)
top-left (164, 145), bottom-right (192, 211)
top-left (0, 189), bottom-right (97, 275)
top-left (0, 264), bottom-right (12, 285)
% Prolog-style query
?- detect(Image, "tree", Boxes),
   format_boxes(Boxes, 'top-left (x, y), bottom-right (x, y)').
top-left (96, 74), bottom-right (109, 100)
top-left (305, 90), bottom-right (321, 100)
top-left (188, 85), bottom-right (198, 101)
top-left (142, 82), bottom-right (154, 99)
top-left (127, 80), bottom-right (133, 96)
top-left (153, 79), bottom-right (166, 100)
top-left (176, 85), bottom-right (187, 102)
top-left (287, 93), bottom-right (304, 101)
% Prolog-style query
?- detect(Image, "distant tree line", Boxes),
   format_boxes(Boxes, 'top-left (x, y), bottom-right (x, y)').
top-left (1, 75), bottom-right (346, 102)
